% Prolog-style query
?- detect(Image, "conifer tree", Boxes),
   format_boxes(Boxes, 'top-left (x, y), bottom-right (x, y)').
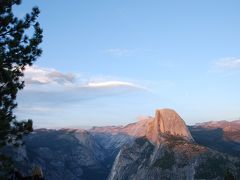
top-left (0, 0), bottom-right (43, 176)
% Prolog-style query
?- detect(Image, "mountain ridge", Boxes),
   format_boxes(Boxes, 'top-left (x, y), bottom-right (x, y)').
top-left (6, 108), bottom-right (240, 180)
top-left (91, 108), bottom-right (193, 144)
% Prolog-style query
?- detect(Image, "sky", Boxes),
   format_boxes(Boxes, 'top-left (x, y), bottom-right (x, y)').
top-left (14, 0), bottom-right (240, 128)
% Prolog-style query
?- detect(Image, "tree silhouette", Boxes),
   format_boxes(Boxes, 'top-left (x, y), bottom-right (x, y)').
top-left (0, 0), bottom-right (43, 177)
top-left (224, 169), bottom-right (235, 180)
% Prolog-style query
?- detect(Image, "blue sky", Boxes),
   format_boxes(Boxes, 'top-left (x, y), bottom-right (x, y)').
top-left (15, 0), bottom-right (240, 128)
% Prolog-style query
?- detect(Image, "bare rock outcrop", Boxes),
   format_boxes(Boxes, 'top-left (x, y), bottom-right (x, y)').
top-left (146, 109), bottom-right (193, 144)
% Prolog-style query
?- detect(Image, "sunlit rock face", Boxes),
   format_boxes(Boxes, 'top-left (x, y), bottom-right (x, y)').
top-left (146, 109), bottom-right (193, 144)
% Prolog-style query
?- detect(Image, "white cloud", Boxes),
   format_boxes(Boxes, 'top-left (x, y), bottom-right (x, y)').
top-left (24, 66), bottom-right (75, 85)
top-left (19, 66), bottom-right (149, 106)
top-left (23, 66), bottom-right (147, 91)
top-left (83, 80), bottom-right (148, 90)
top-left (17, 66), bottom-right (150, 121)
top-left (215, 57), bottom-right (240, 70)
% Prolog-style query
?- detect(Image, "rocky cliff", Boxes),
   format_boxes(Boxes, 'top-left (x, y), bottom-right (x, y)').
top-left (108, 135), bottom-right (240, 180)
top-left (146, 109), bottom-right (193, 144)
top-left (107, 110), bottom-right (240, 180)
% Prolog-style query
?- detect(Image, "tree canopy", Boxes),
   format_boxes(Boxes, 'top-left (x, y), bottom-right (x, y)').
top-left (0, 0), bottom-right (43, 176)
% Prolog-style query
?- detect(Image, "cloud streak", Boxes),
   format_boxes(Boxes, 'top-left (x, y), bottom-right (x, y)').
top-left (215, 57), bottom-right (240, 70)
top-left (83, 80), bottom-right (148, 90)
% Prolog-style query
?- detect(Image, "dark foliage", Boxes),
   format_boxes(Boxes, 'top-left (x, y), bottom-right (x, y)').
top-left (134, 137), bottom-right (149, 146)
top-left (153, 150), bottom-right (175, 170)
top-left (0, 0), bottom-right (42, 177)
top-left (224, 169), bottom-right (236, 180)
top-left (195, 155), bottom-right (238, 179)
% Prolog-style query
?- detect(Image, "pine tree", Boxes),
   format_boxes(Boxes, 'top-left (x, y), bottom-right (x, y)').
top-left (0, 0), bottom-right (43, 176)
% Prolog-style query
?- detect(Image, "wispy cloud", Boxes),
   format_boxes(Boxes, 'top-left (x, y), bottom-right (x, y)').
top-left (24, 66), bottom-right (75, 85)
top-left (215, 57), bottom-right (240, 70)
top-left (17, 66), bottom-right (150, 121)
top-left (103, 48), bottom-right (132, 56)
top-left (23, 66), bottom-right (147, 90)
top-left (17, 106), bottom-right (59, 114)
top-left (19, 66), bottom-right (149, 107)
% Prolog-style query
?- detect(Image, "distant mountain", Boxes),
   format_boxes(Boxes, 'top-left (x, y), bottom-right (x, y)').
top-left (190, 120), bottom-right (240, 157)
top-left (91, 109), bottom-right (193, 144)
top-left (194, 120), bottom-right (240, 143)
top-left (6, 109), bottom-right (240, 180)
